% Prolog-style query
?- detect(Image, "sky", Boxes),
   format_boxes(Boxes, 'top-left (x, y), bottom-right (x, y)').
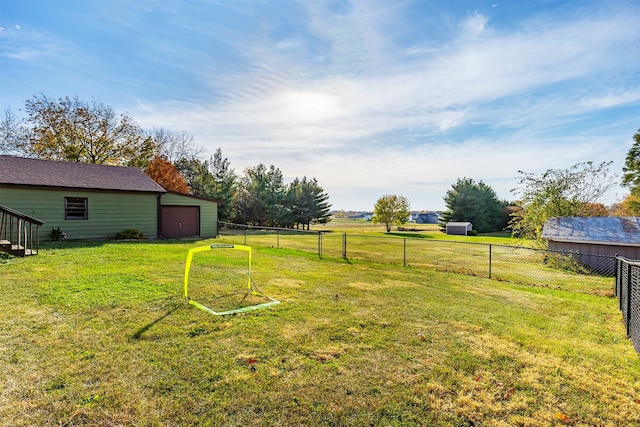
top-left (1, 0), bottom-right (639, 211)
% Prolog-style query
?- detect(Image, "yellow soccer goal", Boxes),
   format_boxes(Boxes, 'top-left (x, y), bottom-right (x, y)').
top-left (184, 244), bottom-right (280, 315)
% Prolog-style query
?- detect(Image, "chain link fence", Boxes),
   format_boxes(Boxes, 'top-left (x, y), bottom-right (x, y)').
top-left (218, 222), bottom-right (615, 296)
top-left (615, 257), bottom-right (640, 354)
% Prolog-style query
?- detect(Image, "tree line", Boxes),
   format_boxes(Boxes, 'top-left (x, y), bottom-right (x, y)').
top-left (371, 179), bottom-right (514, 235)
top-left (440, 160), bottom-right (617, 240)
top-left (0, 94), bottom-right (331, 228)
top-left (373, 129), bottom-right (640, 242)
top-left (3, 94), bottom-right (637, 238)
top-left (175, 154), bottom-right (330, 229)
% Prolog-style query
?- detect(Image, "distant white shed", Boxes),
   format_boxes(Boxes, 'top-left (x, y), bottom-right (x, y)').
top-left (446, 222), bottom-right (473, 236)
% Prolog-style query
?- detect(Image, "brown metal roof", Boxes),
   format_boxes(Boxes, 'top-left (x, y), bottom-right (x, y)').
top-left (0, 155), bottom-right (166, 193)
top-left (542, 217), bottom-right (640, 246)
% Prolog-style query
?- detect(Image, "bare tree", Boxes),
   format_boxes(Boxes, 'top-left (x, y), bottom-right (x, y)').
top-left (0, 107), bottom-right (23, 155)
top-left (146, 127), bottom-right (202, 163)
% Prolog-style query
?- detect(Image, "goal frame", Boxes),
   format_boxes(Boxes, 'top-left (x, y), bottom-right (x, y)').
top-left (183, 243), bottom-right (280, 315)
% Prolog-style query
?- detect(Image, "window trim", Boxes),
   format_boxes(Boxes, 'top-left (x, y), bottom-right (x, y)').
top-left (64, 197), bottom-right (88, 220)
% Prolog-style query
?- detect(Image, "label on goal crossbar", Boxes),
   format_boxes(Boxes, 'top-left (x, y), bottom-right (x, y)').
top-left (210, 244), bottom-right (236, 249)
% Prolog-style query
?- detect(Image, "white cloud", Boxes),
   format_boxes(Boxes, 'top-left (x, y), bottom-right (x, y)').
top-left (129, 4), bottom-right (639, 209)
top-left (459, 12), bottom-right (488, 38)
top-left (276, 38), bottom-right (303, 50)
top-left (579, 89), bottom-right (640, 109)
top-left (0, 25), bottom-right (71, 61)
top-left (402, 45), bottom-right (437, 58)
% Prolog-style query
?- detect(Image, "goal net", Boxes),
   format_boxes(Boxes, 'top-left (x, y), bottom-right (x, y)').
top-left (184, 244), bottom-right (280, 315)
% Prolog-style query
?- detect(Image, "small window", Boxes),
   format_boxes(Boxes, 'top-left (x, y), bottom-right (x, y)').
top-left (65, 197), bottom-right (88, 220)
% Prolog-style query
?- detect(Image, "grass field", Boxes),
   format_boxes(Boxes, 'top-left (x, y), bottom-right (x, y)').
top-left (220, 222), bottom-right (614, 295)
top-left (313, 218), bottom-right (519, 243)
top-left (1, 240), bottom-right (639, 426)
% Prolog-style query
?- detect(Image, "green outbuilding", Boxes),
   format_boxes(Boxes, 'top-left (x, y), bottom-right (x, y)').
top-left (0, 155), bottom-right (218, 241)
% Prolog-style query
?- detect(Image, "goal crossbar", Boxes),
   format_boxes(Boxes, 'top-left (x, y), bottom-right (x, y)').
top-left (184, 244), bottom-right (280, 315)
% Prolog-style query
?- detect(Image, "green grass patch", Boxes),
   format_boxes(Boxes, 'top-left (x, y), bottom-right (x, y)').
top-left (0, 240), bottom-right (638, 426)
top-left (221, 225), bottom-right (612, 295)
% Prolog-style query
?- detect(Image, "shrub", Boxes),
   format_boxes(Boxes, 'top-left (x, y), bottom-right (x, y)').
top-left (115, 229), bottom-right (144, 240)
top-left (48, 227), bottom-right (66, 241)
top-left (467, 230), bottom-right (478, 236)
top-left (545, 252), bottom-right (592, 275)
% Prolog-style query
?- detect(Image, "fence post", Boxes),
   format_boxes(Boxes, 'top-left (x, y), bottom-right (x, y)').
top-left (620, 259), bottom-right (626, 311)
top-left (342, 233), bottom-right (347, 259)
top-left (489, 244), bottom-right (492, 279)
top-left (276, 229), bottom-right (280, 249)
top-left (614, 254), bottom-right (619, 297)
top-left (403, 238), bottom-right (407, 267)
top-left (243, 226), bottom-right (247, 245)
top-left (626, 264), bottom-right (633, 335)
top-left (613, 254), bottom-right (622, 298)
top-left (318, 231), bottom-right (322, 259)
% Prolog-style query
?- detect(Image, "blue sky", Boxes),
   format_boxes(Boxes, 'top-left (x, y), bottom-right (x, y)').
top-left (1, 0), bottom-right (639, 211)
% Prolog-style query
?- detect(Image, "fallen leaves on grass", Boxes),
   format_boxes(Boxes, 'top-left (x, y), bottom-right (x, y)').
top-left (502, 387), bottom-right (515, 401)
top-left (556, 412), bottom-right (570, 423)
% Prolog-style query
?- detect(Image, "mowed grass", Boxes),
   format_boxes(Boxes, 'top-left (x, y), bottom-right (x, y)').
top-left (0, 240), bottom-right (639, 426)
top-left (313, 218), bottom-right (520, 244)
top-left (220, 229), bottom-right (613, 295)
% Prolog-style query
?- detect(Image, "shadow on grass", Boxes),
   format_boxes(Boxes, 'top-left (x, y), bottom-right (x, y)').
top-left (41, 237), bottom-right (208, 251)
top-left (387, 232), bottom-right (435, 239)
top-left (131, 303), bottom-right (183, 340)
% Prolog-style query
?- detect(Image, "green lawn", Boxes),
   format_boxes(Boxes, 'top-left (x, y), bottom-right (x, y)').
top-left (219, 226), bottom-right (613, 295)
top-left (1, 240), bottom-right (638, 426)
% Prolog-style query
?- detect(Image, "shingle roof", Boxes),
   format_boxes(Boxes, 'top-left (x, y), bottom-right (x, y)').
top-left (542, 217), bottom-right (640, 246)
top-left (0, 155), bottom-right (166, 193)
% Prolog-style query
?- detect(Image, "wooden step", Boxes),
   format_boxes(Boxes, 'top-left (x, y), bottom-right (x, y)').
top-left (0, 205), bottom-right (43, 257)
top-left (0, 243), bottom-right (36, 256)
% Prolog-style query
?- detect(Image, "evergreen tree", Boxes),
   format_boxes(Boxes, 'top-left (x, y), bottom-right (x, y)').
top-left (175, 156), bottom-right (214, 196)
top-left (233, 164), bottom-right (286, 226)
top-left (175, 148), bottom-right (237, 220)
top-left (622, 129), bottom-right (640, 210)
top-left (440, 178), bottom-right (503, 233)
top-left (307, 177), bottom-right (331, 226)
top-left (207, 148), bottom-right (236, 221)
top-left (286, 177), bottom-right (331, 229)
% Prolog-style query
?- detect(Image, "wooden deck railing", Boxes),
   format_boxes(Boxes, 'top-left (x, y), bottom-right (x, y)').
top-left (0, 205), bottom-right (44, 256)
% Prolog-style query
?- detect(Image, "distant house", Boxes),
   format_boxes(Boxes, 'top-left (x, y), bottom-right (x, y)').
top-left (446, 222), bottom-right (473, 236)
top-left (0, 155), bottom-right (218, 241)
top-left (415, 212), bottom-right (440, 224)
top-left (542, 217), bottom-right (640, 274)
